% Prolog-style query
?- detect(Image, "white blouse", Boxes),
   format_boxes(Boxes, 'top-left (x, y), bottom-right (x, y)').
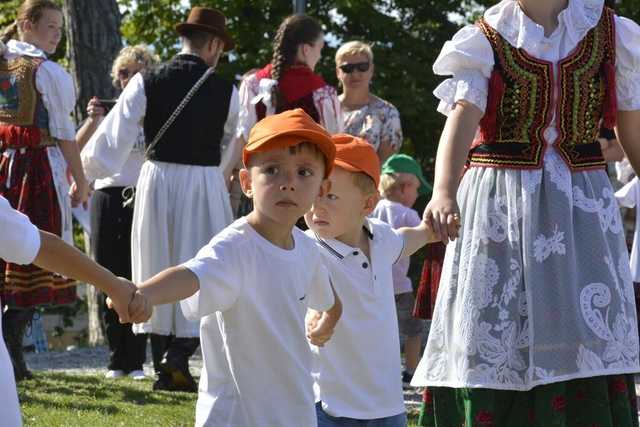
top-left (3, 40), bottom-right (76, 141)
top-left (432, 0), bottom-right (640, 117)
top-left (82, 72), bottom-right (239, 183)
top-left (236, 71), bottom-right (343, 141)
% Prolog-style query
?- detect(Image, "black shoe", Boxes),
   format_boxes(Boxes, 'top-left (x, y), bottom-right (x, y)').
top-left (158, 358), bottom-right (197, 393)
top-left (402, 370), bottom-right (414, 387)
top-left (152, 375), bottom-right (177, 391)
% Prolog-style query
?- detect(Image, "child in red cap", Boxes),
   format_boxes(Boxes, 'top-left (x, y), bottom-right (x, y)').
top-left (116, 109), bottom-right (342, 427)
top-left (304, 134), bottom-right (439, 426)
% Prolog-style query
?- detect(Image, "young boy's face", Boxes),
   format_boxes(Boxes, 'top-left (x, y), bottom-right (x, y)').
top-left (305, 167), bottom-right (377, 240)
top-left (399, 174), bottom-right (420, 208)
top-left (241, 144), bottom-right (328, 228)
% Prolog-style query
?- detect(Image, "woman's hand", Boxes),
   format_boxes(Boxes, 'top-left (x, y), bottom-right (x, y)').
top-left (86, 97), bottom-right (106, 120)
top-left (423, 191), bottom-right (460, 243)
top-left (69, 179), bottom-right (91, 209)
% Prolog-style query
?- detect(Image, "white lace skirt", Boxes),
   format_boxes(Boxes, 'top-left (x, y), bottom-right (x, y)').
top-left (131, 160), bottom-right (233, 337)
top-left (412, 149), bottom-right (640, 391)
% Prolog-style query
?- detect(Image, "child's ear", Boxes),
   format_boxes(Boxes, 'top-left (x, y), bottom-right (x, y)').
top-left (239, 168), bottom-right (253, 198)
top-left (362, 192), bottom-right (380, 216)
top-left (318, 179), bottom-right (331, 197)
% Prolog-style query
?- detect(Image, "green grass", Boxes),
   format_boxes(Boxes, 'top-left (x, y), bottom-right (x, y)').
top-left (18, 371), bottom-right (422, 426)
top-left (18, 372), bottom-right (196, 427)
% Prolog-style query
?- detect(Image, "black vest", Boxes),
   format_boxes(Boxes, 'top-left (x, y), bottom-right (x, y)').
top-left (143, 54), bottom-right (233, 166)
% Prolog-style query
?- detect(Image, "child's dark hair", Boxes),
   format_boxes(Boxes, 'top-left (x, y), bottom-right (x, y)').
top-left (1, 0), bottom-right (62, 44)
top-left (270, 14), bottom-right (323, 111)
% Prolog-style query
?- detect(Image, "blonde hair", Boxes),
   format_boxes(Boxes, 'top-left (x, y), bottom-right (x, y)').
top-left (111, 44), bottom-right (159, 87)
top-left (335, 40), bottom-right (374, 65)
top-left (1, 0), bottom-right (61, 44)
top-left (351, 171), bottom-right (377, 196)
top-left (379, 172), bottom-right (415, 198)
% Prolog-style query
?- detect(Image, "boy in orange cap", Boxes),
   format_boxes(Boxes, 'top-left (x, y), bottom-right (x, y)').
top-left (114, 109), bottom-right (342, 427)
top-left (304, 134), bottom-right (438, 426)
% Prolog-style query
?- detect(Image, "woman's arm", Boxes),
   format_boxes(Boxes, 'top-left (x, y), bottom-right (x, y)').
top-left (76, 98), bottom-right (106, 150)
top-left (616, 110), bottom-right (640, 175)
top-left (424, 101), bottom-right (483, 243)
top-left (58, 139), bottom-right (90, 208)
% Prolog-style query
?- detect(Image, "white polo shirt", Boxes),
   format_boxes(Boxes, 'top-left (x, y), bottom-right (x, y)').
top-left (0, 195), bottom-right (41, 427)
top-left (306, 218), bottom-right (406, 419)
top-left (181, 217), bottom-right (335, 427)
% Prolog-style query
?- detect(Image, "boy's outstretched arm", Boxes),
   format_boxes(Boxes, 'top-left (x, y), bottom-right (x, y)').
top-left (397, 221), bottom-right (442, 259)
top-left (110, 266), bottom-right (199, 324)
top-left (307, 285), bottom-right (342, 347)
top-left (34, 230), bottom-right (137, 323)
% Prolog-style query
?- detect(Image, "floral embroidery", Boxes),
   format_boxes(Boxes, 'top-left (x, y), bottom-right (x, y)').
top-left (551, 395), bottom-right (566, 412)
top-left (532, 226), bottom-right (566, 263)
top-left (474, 410), bottom-right (494, 426)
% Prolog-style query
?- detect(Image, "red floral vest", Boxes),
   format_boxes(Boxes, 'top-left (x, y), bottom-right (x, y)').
top-left (469, 7), bottom-right (617, 171)
top-left (0, 55), bottom-right (55, 149)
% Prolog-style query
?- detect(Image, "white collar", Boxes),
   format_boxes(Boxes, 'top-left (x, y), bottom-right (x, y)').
top-left (5, 39), bottom-right (47, 59)
top-left (314, 221), bottom-right (375, 260)
top-left (484, 0), bottom-right (604, 50)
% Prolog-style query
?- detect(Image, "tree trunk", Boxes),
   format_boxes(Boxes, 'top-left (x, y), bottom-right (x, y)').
top-left (63, 0), bottom-right (122, 346)
top-left (63, 0), bottom-right (122, 121)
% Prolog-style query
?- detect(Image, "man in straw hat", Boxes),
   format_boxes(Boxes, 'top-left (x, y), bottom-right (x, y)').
top-left (81, 6), bottom-right (239, 392)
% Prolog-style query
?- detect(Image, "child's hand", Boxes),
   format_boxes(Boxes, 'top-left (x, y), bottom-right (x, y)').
top-left (105, 277), bottom-right (137, 323)
top-left (423, 193), bottom-right (460, 243)
top-left (306, 309), bottom-right (335, 347)
top-left (128, 290), bottom-right (152, 323)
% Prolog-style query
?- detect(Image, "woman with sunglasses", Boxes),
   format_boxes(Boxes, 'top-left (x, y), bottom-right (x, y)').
top-left (75, 44), bottom-right (158, 382)
top-left (336, 41), bottom-right (403, 165)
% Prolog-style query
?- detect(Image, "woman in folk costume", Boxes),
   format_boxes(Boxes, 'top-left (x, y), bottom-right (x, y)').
top-left (238, 14), bottom-right (342, 138)
top-left (412, 0), bottom-right (640, 425)
top-left (224, 14), bottom-right (341, 216)
top-left (0, 0), bottom-right (89, 381)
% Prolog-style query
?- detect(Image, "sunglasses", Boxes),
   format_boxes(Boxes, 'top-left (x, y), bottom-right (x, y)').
top-left (339, 62), bottom-right (370, 73)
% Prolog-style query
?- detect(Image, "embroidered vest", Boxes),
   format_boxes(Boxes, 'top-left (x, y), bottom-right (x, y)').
top-left (0, 55), bottom-right (55, 150)
top-left (469, 7), bottom-right (617, 171)
top-left (143, 54), bottom-right (233, 166)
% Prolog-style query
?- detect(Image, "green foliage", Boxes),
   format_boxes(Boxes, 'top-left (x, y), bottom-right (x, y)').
top-left (119, 0), bottom-right (474, 183)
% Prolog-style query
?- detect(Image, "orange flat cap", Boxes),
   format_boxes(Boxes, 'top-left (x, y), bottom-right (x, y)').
top-left (332, 134), bottom-right (381, 187)
top-left (243, 109), bottom-right (336, 177)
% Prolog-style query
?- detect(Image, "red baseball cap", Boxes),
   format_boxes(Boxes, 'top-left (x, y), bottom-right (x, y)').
top-left (332, 134), bottom-right (381, 187)
top-left (243, 109), bottom-right (336, 177)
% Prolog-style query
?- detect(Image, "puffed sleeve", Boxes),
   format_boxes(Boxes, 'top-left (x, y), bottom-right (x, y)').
top-left (81, 73), bottom-right (147, 182)
top-left (35, 61), bottom-right (76, 141)
top-left (615, 16), bottom-right (640, 111)
top-left (432, 24), bottom-right (495, 116)
top-left (236, 73), bottom-right (260, 141)
top-left (220, 85), bottom-right (239, 152)
top-left (313, 85), bottom-right (343, 134)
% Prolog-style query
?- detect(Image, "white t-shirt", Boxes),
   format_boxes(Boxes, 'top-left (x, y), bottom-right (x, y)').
top-left (181, 217), bottom-right (335, 427)
top-left (306, 218), bottom-right (406, 419)
top-left (616, 177), bottom-right (640, 281)
top-left (371, 198), bottom-right (422, 294)
top-left (0, 195), bottom-right (41, 427)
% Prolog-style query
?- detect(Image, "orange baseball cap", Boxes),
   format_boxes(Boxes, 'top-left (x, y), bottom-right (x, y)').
top-left (243, 109), bottom-right (336, 177)
top-left (332, 134), bottom-right (381, 187)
